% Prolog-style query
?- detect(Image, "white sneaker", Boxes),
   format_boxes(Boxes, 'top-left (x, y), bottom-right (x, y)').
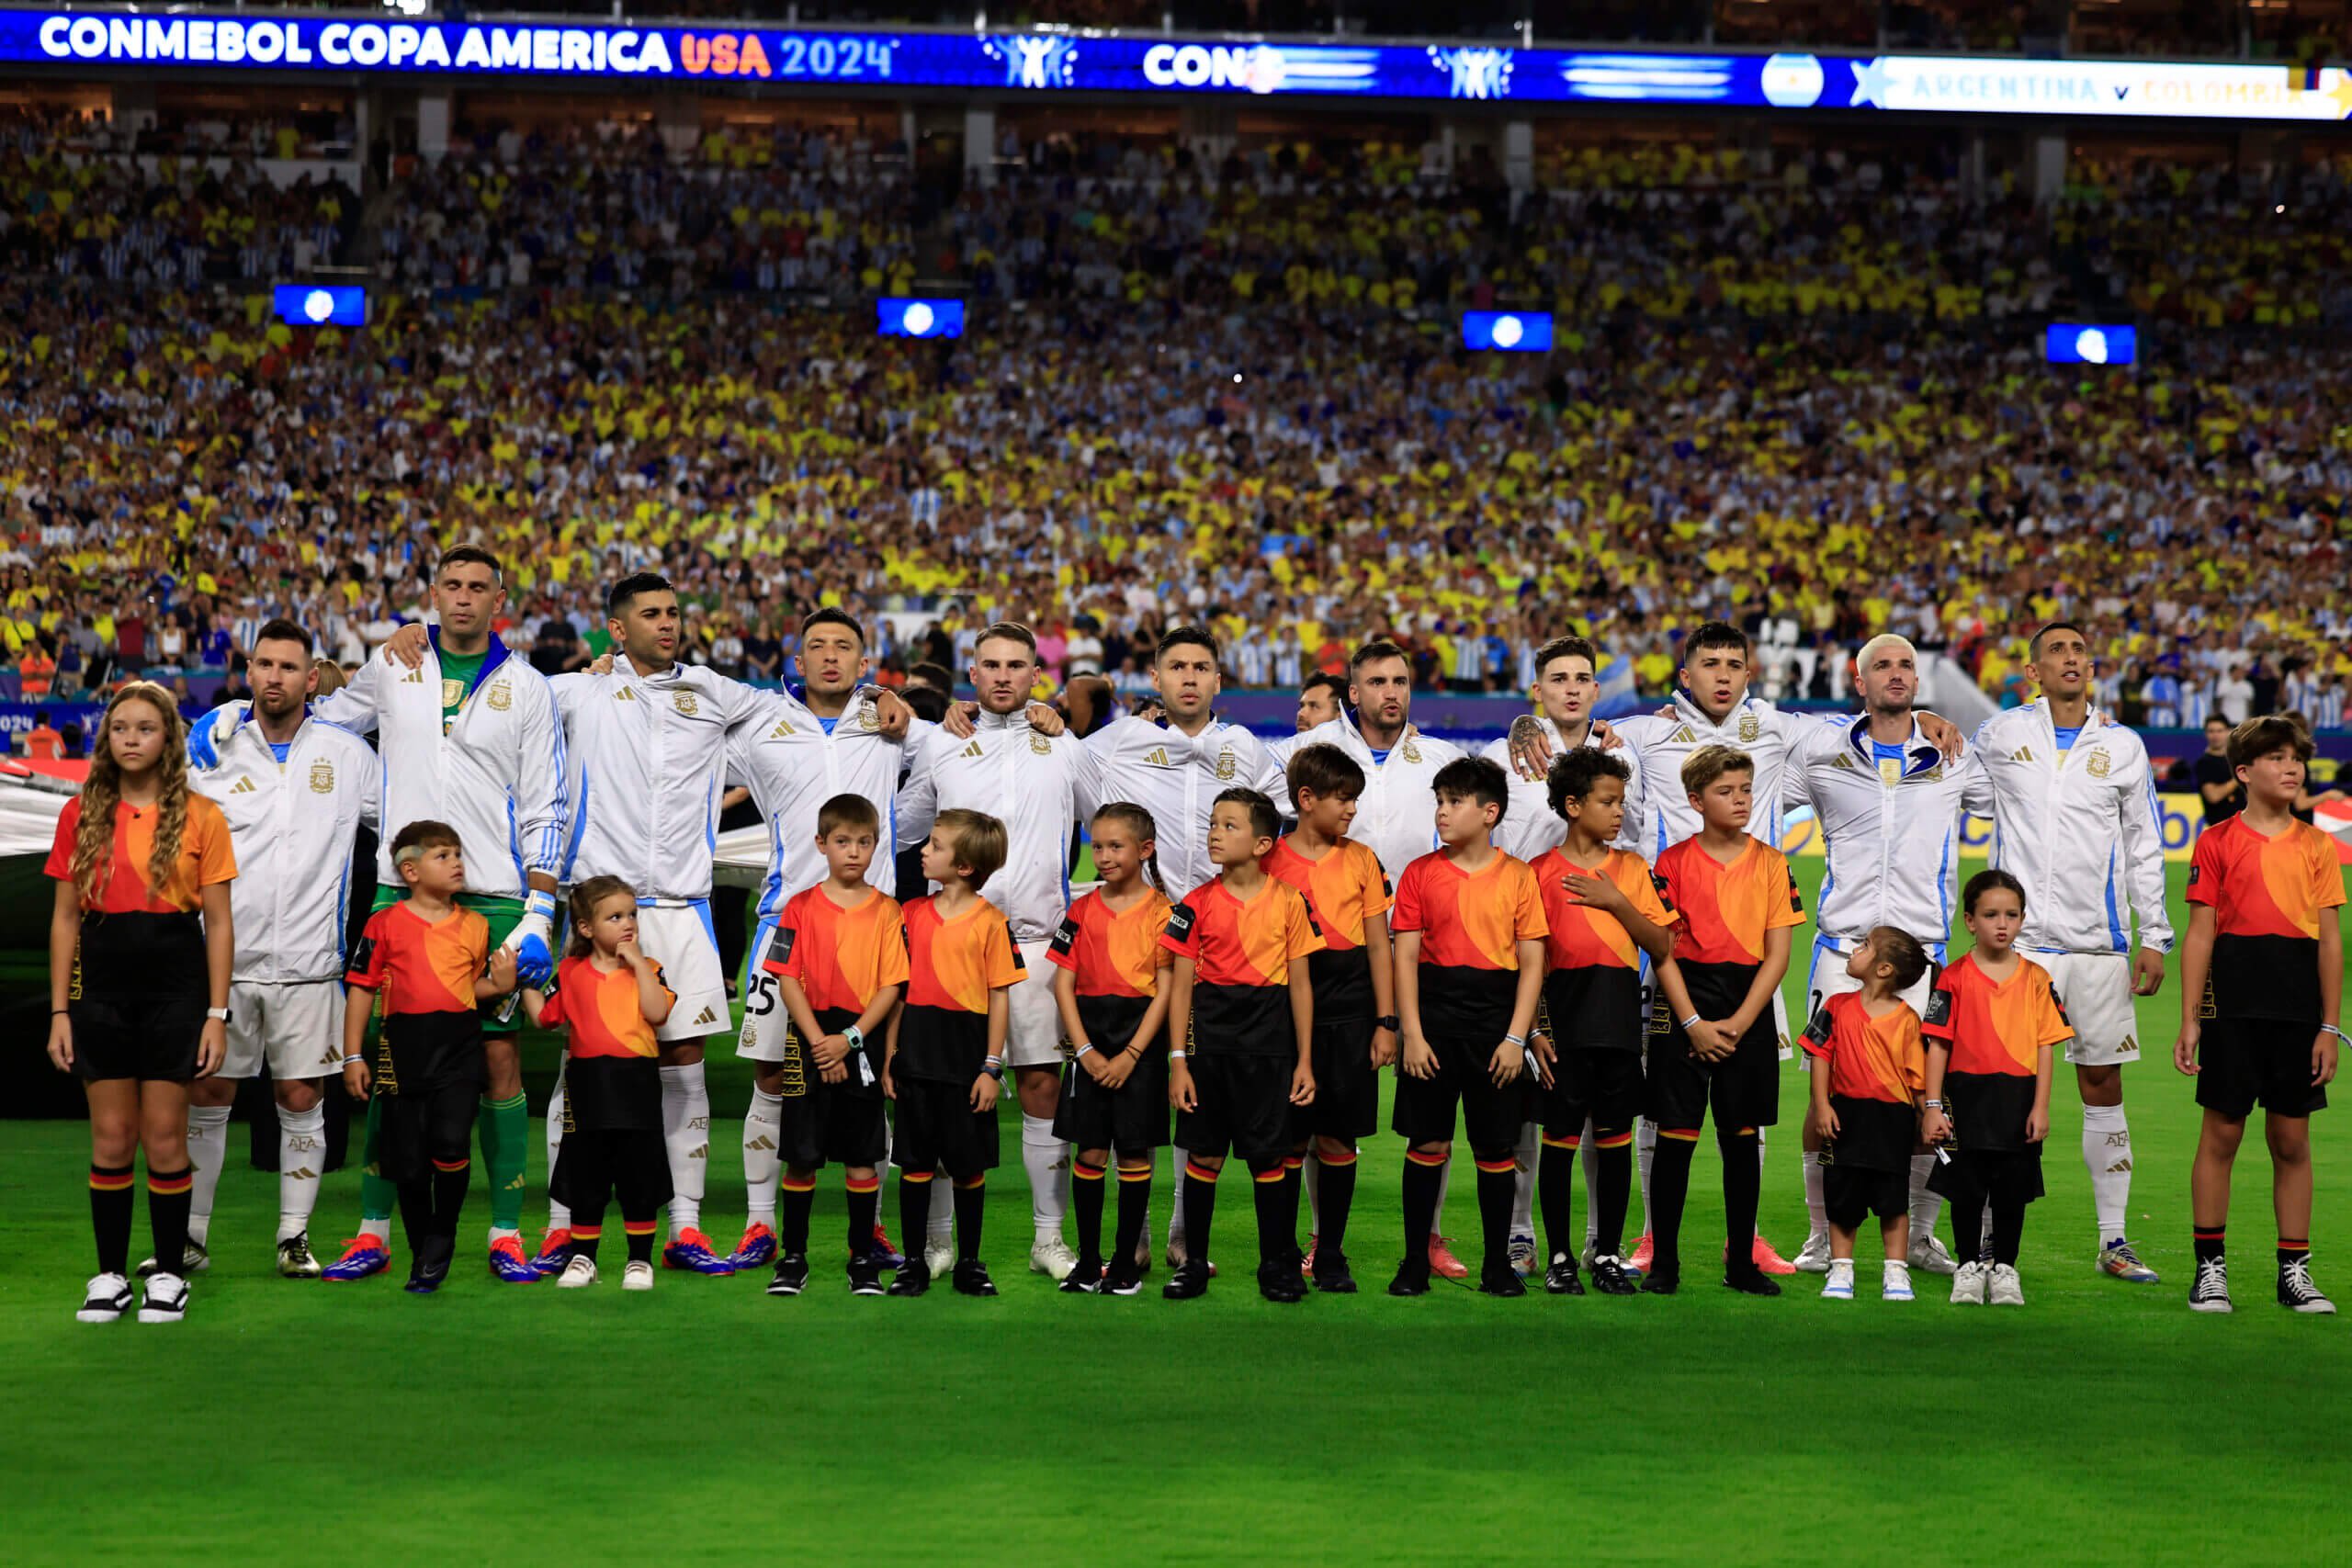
top-left (1822, 1259), bottom-right (1856, 1300)
top-left (138, 1271), bottom-right (189, 1323)
top-left (622, 1260), bottom-right (654, 1292)
top-left (1792, 1231), bottom-right (1833, 1274)
top-left (1030, 1237), bottom-right (1079, 1281)
top-left (1883, 1260), bottom-right (1915, 1302)
top-left (78, 1271), bottom-right (133, 1323)
top-left (557, 1255), bottom-right (598, 1289)
top-left (1950, 1259), bottom-right (1988, 1304)
top-left (923, 1236), bottom-right (956, 1279)
top-left (1986, 1263), bottom-right (2025, 1306)
top-left (1907, 1235), bottom-right (1958, 1276)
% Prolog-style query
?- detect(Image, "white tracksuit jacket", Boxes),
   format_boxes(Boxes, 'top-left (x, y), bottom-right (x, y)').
top-left (554, 654), bottom-right (783, 902)
top-left (315, 633), bottom-right (565, 897)
top-left (729, 695), bottom-right (930, 909)
top-left (1611, 692), bottom-right (1809, 860)
top-left (1290, 713), bottom-right (1464, 884)
top-left (191, 704), bottom-right (380, 984)
top-left (1786, 714), bottom-right (1996, 958)
top-left (1083, 713), bottom-right (1284, 897)
top-left (895, 708), bottom-right (1102, 943)
top-left (1973, 702), bottom-right (2174, 958)
top-left (1482, 716), bottom-right (1641, 863)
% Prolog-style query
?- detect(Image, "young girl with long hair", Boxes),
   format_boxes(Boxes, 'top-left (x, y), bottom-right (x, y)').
top-left (46, 682), bottom-right (237, 1324)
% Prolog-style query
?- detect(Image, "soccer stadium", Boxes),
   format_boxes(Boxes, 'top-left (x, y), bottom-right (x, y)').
top-left (3, 0), bottom-right (2351, 1560)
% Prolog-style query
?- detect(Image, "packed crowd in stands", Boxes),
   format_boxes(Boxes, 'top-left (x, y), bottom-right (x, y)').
top-left (2, 118), bottom-right (2347, 753)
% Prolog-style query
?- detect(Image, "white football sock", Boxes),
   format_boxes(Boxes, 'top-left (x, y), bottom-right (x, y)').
top-left (1510, 1121), bottom-right (1539, 1236)
top-left (1635, 1117), bottom-right (1657, 1237)
top-left (1022, 1113), bottom-right (1069, 1246)
top-left (660, 1062), bottom-right (709, 1237)
top-left (1431, 1157), bottom-right (1451, 1242)
top-left (928, 1169), bottom-right (954, 1242)
top-left (2084, 1101), bottom-right (2132, 1246)
top-left (1802, 1150), bottom-right (1826, 1242)
top-left (1169, 1145), bottom-right (1190, 1244)
top-left (277, 1103), bottom-right (327, 1243)
top-left (742, 1088), bottom-right (784, 1229)
top-left (185, 1103), bottom-right (232, 1247)
top-left (357, 1214), bottom-right (390, 1244)
top-left (544, 1070), bottom-right (571, 1230)
top-left (1305, 1151), bottom-right (1322, 1233)
top-left (1907, 1153), bottom-right (1942, 1246)
top-left (1580, 1116), bottom-right (1600, 1250)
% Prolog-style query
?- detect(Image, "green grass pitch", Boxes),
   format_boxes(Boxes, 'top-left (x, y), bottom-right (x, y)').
top-left (4, 860), bottom-right (2347, 1565)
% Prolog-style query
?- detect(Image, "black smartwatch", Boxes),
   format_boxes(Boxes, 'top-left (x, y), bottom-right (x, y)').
top-left (1374, 1015), bottom-right (1400, 1033)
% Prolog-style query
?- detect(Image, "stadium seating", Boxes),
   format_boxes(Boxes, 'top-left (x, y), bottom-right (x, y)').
top-left (2, 118), bottom-right (2347, 731)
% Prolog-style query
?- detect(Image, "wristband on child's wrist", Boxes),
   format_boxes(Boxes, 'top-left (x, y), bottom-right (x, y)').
top-left (1679, 1013), bottom-right (1701, 1032)
top-left (1169, 1049), bottom-right (1188, 1062)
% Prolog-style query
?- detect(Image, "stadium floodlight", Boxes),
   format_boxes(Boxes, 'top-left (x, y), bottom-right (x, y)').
top-left (2045, 323), bottom-right (2135, 367)
top-left (1462, 310), bottom-right (1554, 353)
top-left (271, 285), bottom-right (367, 327)
top-left (877, 298), bottom-right (967, 339)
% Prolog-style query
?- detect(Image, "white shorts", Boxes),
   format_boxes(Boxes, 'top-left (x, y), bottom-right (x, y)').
top-left (220, 980), bottom-right (346, 1081)
top-left (1798, 936), bottom-right (1939, 1072)
top-left (2034, 951), bottom-right (2140, 1066)
top-left (635, 901), bottom-right (731, 1046)
top-left (736, 916), bottom-right (789, 1064)
top-left (1005, 938), bottom-right (1065, 1070)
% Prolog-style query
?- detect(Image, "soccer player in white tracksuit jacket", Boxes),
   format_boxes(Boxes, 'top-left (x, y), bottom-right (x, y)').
top-left (1784, 635), bottom-right (1994, 1280)
top-left (1294, 641), bottom-right (1469, 1269)
top-left (1080, 627), bottom-right (1284, 1269)
top-left (540, 575), bottom-right (817, 1274)
top-left (183, 622), bottom-right (379, 1278)
top-left (1973, 622), bottom-right (2173, 1284)
top-left (311, 547), bottom-right (567, 1279)
top-left (895, 624), bottom-right (1102, 1280)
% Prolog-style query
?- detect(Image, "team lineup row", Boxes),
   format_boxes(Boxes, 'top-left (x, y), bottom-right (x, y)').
top-left (43, 547), bottom-right (2346, 1323)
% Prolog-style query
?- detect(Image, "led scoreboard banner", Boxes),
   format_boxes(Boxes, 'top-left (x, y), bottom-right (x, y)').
top-left (7, 10), bottom-right (2352, 121)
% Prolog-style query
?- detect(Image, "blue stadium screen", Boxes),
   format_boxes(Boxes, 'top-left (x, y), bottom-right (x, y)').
top-left (271, 285), bottom-right (368, 327)
top-left (2045, 323), bottom-right (2135, 366)
top-left (877, 298), bottom-right (966, 339)
top-left (1462, 311), bottom-right (1554, 353)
